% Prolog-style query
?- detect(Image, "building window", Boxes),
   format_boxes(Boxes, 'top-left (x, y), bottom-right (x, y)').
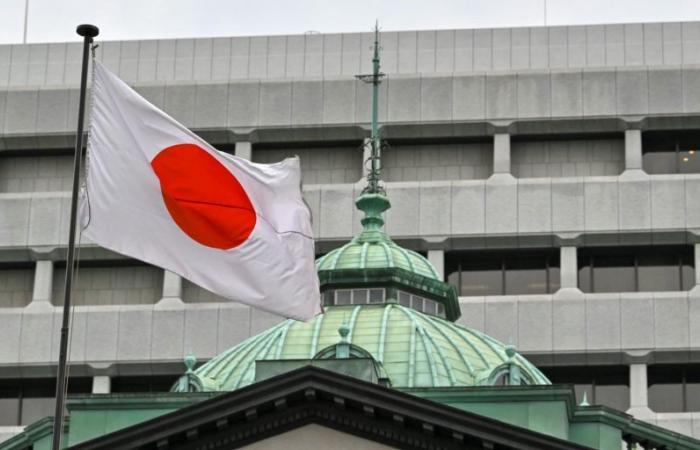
top-left (642, 131), bottom-right (700, 174)
top-left (397, 291), bottom-right (445, 318)
top-left (323, 289), bottom-right (386, 306)
top-left (541, 366), bottom-right (630, 411)
top-left (445, 250), bottom-right (560, 296)
top-left (578, 246), bottom-right (694, 293)
top-left (110, 375), bottom-right (180, 393)
top-left (0, 378), bottom-right (91, 426)
top-left (648, 364), bottom-right (700, 413)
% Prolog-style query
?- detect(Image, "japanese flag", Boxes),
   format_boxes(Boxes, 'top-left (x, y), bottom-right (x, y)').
top-left (80, 61), bottom-right (321, 320)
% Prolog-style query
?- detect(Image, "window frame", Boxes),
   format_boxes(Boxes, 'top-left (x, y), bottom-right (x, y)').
top-left (577, 246), bottom-right (693, 293)
top-left (446, 250), bottom-right (561, 296)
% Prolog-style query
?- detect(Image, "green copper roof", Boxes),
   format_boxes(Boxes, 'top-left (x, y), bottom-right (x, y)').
top-left (174, 304), bottom-right (550, 392)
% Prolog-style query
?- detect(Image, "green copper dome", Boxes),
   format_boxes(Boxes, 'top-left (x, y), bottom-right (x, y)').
top-left (315, 237), bottom-right (439, 280)
top-left (316, 193), bottom-right (438, 280)
top-left (174, 304), bottom-right (550, 392)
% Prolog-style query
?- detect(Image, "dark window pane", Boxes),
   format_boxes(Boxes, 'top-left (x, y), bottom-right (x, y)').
top-left (643, 152), bottom-right (677, 174)
top-left (111, 375), bottom-right (179, 393)
top-left (637, 254), bottom-right (680, 292)
top-left (548, 266), bottom-right (561, 293)
top-left (595, 384), bottom-right (630, 411)
top-left (459, 258), bottom-right (502, 296)
top-left (687, 383), bottom-right (700, 411)
top-left (21, 397), bottom-right (54, 425)
top-left (505, 258), bottom-right (547, 295)
top-left (446, 270), bottom-right (459, 291)
top-left (678, 150), bottom-right (700, 174)
top-left (649, 383), bottom-right (684, 412)
top-left (0, 398), bottom-right (19, 425)
top-left (682, 252), bottom-right (695, 291)
top-left (593, 255), bottom-right (635, 292)
top-left (648, 365), bottom-right (685, 412)
top-left (578, 264), bottom-right (592, 293)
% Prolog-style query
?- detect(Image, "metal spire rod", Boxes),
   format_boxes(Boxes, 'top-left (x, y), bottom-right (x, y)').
top-left (356, 22), bottom-right (385, 194)
top-left (51, 23), bottom-right (99, 450)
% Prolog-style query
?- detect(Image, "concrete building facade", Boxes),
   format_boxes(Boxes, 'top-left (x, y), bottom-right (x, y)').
top-left (2, 21), bottom-right (700, 442)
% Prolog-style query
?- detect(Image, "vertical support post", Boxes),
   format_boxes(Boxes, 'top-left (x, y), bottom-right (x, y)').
top-left (493, 133), bottom-right (511, 175)
top-left (694, 243), bottom-right (700, 286)
top-left (51, 23), bottom-right (99, 450)
top-left (627, 363), bottom-right (653, 418)
top-left (92, 376), bottom-right (111, 394)
top-left (235, 141), bottom-right (252, 160)
top-left (29, 260), bottom-right (53, 308)
top-left (427, 250), bottom-right (445, 281)
top-left (559, 246), bottom-right (578, 289)
top-left (158, 269), bottom-right (184, 305)
top-left (624, 129), bottom-right (643, 172)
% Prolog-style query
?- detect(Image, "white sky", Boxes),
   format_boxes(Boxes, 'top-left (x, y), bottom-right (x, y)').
top-left (0, 0), bottom-right (699, 44)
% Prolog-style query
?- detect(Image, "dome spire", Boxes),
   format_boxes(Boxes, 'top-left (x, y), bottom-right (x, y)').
top-left (355, 22), bottom-right (390, 239)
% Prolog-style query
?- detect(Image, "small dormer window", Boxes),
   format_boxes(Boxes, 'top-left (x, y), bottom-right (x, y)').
top-left (325, 288), bottom-right (386, 306)
top-left (398, 291), bottom-right (446, 318)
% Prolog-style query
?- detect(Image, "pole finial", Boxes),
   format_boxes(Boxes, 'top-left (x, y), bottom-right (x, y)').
top-left (76, 24), bottom-right (99, 38)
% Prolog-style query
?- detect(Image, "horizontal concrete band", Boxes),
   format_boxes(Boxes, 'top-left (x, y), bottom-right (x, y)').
top-left (2, 174), bottom-right (700, 252)
top-left (0, 291), bottom-right (698, 375)
top-left (2, 66), bottom-right (700, 140)
top-left (1, 22), bottom-right (700, 89)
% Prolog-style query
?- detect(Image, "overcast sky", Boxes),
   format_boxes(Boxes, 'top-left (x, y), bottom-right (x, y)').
top-left (0, 0), bottom-right (699, 44)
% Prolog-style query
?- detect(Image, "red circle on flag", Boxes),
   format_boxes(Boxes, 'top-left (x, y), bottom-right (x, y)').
top-left (151, 143), bottom-right (256, 250)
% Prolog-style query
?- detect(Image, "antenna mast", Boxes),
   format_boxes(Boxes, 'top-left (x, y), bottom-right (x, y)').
top-left (356, 22), bottom-right (385, 194)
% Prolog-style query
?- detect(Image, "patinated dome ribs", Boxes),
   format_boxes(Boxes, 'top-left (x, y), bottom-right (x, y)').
top-left (441, 321), bottom-right (494, 368)
top-left (345, 305), bottom-right (362, 343)
top-left (398, 306), bottom-right (455, 387)
top-left (420, 313), bottom-right (477, 379)
top-left (308, 312), bottom-right (327, 357)
top-left (273, 321), bottom-right (292, 359)
top-left (232, 326), bottom-right (285, 390)
top-left (228, 326), bottom-right (285, 389)
top-left (200, 322), bottom-right (283, 381)
top-left (376, 303), bottom-right (394, 363)
top-left (213, 324), bottom-right (283, 386)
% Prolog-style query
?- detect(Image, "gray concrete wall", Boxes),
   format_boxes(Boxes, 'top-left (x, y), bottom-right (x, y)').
top-left (382, 142), bottom-right (492, 181)
top-left (2, 65), bottom-right (700, 140)
top-left (511, 138), bottom-right (624, 178)
top-left (0, 291), bottom-right (696, 373)
top-left (51, 265), bottom-right (162, 306)
top-left (1, 173), bottom-right (699, 247)
top-left (0, 268), bottom-right (32, 307)
top-left (182, 279), bottom-right (227, 303)
top-left (1, 23), bottom-right (700, 88)
top-left (0, 155), bottom-right (73, 192)
top-left (252, 145), bottom-right (361, 184)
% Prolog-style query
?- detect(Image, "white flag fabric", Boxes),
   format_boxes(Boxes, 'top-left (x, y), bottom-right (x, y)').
top-left (80, 61), bottom-right (321, 320)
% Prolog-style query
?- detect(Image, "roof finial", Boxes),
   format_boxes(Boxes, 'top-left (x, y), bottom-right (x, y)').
top-left (357, 21), bottom-right (385, 195)
top-left (351, 23), bottom-right (391, 241)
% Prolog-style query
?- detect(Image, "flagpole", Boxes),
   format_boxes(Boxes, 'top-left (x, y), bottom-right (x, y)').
top-left (51, 23), bottom-right (99, 450)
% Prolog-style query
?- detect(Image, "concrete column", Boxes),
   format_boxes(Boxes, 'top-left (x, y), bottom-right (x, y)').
top-left (235, 141), bottom-right (252, 160)
top-left (695, 243), bottom-right (700, 286)
top-left (28, 260), bottom-right (53, 308)
top-left (554, 246), bottom-right (583, 299)
top-left (624, 129), bottom-right (643, 172)
top-left (92, 375), bottom-right (111, 394)
top-left (627, 363), bottom-right (653, 418)
top-left (493, 133), bottom-right (511, 174)
top-left (427, 250), bottom-right (445, 281)
top-left (158, 270), bottom-right (184, 306)
top-left (560, 246), bottom-right (578, 289)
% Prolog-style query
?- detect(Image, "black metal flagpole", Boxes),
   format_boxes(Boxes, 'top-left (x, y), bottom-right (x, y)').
top-left (51, 23), bottom-right (99, 450)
